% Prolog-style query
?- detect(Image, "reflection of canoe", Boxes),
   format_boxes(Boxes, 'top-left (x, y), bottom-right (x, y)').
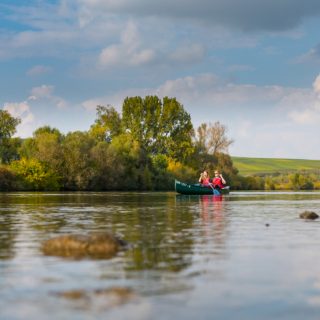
top-left (175, 180), bottom-right (230, 195)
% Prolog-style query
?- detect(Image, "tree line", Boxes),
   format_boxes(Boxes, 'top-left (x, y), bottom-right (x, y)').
top-left (0, 96), bottom-right (240, 191)
top-left (1, 95), bottom-right (319, 191)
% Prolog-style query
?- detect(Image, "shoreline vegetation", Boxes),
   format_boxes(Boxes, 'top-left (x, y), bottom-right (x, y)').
top-left (1, 95), bottom-right (320, 192)
top-left (231, 157), bottom-right (320, 190)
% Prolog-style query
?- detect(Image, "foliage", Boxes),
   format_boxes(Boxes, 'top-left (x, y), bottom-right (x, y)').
top-left (10, 158), bottom-right (60, 190)
top-left (0, 110), bottom-right (21, 140)
top-left (122, 96), bottom-right (194, 161)
top-left (108, 133), bottom-right (151, 190)
top-left (0, 137), bottom-right (22, 164)
top-left (61, 131), bottom-right (95, 190)
top-left (0, 166), bottom-right (17, 191)
top-left (89, 105), bottom-right (122, 142)
top-left (233, 172), bottom-right (319, 190)
top-left (3, 95), bottom-right (318, 192)
top-left (89, 141), bottom-right (116, 190)
top-left (195, 122), bottom-right (233, 156)
top-left (0, 110), bottom-right (21, 164)
top-left (167, 159), bottom-right (197, 184)
top-left (32, 127), bottom-right (64, 173)
top-left (19, 138), bottom-right (36, 159)
top-left (149, 154), bottom-right (171, 190)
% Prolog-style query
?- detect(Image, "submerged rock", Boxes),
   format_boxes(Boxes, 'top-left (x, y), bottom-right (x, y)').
top-left (299, 211), bottom-right (319, 220)
top-left (42, 232), bottom-right (127, 259)
top-left (53, 287), bottom-right (136, 310)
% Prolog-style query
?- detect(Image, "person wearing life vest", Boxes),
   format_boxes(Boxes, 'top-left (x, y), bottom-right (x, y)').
top-left (212, 170), bottom-right (226, 189)
top-left (199, 170), bottom-right (210, 186)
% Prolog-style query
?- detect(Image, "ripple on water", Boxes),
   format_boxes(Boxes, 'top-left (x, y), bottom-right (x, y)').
top-left (1, 191), bottom-right (320, 319)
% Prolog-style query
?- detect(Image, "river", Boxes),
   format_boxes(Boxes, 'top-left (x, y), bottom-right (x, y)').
top-left (1, 191), bottom-right (320, 319)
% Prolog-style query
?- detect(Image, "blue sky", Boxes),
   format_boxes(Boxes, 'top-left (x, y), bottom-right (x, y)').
top-left (1, 0), bottom-right (320, 159)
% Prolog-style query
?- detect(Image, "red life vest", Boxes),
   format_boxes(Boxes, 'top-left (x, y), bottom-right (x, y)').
top-left (212, 177), bottom-right (224, 188)
top-left (201, 177), bottom-right (210, 185)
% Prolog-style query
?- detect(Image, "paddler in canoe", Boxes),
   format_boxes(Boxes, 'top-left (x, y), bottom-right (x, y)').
top-left (212, 170), bottom-right (226, 191)
top-left (199, 170), bottom-right (227, 192)
top-left (199, 170), bottom-right (211, 185)
top-left (175, 173), bottom-right (230, 195)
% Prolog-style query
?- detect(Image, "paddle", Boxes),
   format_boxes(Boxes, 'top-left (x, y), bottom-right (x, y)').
top-left (208, 182), bottom-right (220, 195)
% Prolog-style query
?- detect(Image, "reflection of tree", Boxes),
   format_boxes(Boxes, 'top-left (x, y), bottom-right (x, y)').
top-left (17, 194), bottom-right (69, 233)
top-left (126, 210), bottom-right (194, 272)
top-left (0, 215), bottom-right (17, 259)
top-left (28, 212), bottom-right (67, 232)
top-left (199, 195), bottom-right (229, 253)
top-left (93, 194), bottom-right (195, 272)
top-left (0, 192), bottom-right (196, 272)
top-left (0, 195), bottom-right (18, 259)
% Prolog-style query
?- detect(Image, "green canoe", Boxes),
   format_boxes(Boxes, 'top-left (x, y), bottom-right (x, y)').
top-left (175, 179), bottom-right (230, 195)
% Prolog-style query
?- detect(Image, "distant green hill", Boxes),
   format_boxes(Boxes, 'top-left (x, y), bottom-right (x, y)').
top-left (232, 157), bottom-right (320, 176)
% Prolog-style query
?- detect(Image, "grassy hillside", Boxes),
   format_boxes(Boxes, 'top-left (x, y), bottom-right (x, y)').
top-left (232, 157), bottom-right (320, 176)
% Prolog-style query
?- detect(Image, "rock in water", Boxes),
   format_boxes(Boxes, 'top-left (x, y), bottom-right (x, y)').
top-left (42, 232), bottom-right (127, 259)
top-left (53, 287), bottom-right (137, 311)
top-left (299, 211), bottom-right (319, 220)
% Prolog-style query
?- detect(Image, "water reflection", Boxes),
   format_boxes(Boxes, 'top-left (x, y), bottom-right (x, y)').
top-left (0, 193), bottom-right (197, 272)
top-left (0, 214), bottom-right (17, 259)
top-left (123, 206), bottom-right (195, 272)
top-left (199, 195), bottom-right (229, 258)
top-left (2, 192), bottom-right (320, 320)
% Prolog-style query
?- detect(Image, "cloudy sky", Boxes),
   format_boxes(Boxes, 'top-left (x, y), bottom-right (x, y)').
top-left (1, 0), bottom-right (320, 159)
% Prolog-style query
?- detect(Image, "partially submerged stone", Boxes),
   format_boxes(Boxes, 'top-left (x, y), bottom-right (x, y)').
top-left (56, 287), bottom-right (134, 300)
top-left (53, 287), bottom-right (136, 310)
top-left (299, 211), bottom-right (319, 220)
top-left (42, 232), bottom-right (127, 259)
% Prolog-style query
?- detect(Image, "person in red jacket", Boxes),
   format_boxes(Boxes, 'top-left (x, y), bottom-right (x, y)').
top-left (212, 170), bottom-right (226, 189)
top-left (199, 170), bottom-right (210, 186)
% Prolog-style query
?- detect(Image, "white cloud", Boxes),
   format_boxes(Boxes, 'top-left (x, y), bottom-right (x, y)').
top-left (26, 65), bottom-right (52, 76)
top-left (30, 85), bottom-right (54, 99)
top-left (293, 44), bottom-right (320, 65)
top-left (28, 85), bottom-right (67, 109)
top-left (287, 74), bottom-right (320, 125)
top-left (0, 2), bottom-right (120, 61)
top-left (313, 74), bottom-right (320, 95)
top-left (289, 102), bottom-right (320, 124)
top-left (0, 1), bottom-right (259, 72)
top-left (75, 0), bottom-right (320, 32)
top-left (3, 101), bottom-right (36, 138)
top-left (98, 21), bottom-right (156, 68)
top-left (81, 73), bottom-right (320, 119)
top-left (2, 84), bottom-right (70, 137)
top-left (155, 74), bottom-right (292, 108)
top-left (82, 87), bottom-right (150, 111)
top-left (169, 43), bottom-right (205, 64)
top-left (81, 73), bottom-right (307, 116)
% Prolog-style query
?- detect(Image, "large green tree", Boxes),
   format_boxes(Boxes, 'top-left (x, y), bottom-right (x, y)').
top-left (122, 96), bottom-right (194, 161)
top-left (61, 131), bottom-right (96, 190)
top-left (19, 126), bottom-right (64, 184)
top-left (0, 110), bottom-right (21, 163)
top-left (89, 105), bottom-right (122, 142)
top-left (32, 126), bottom-right (64, 173)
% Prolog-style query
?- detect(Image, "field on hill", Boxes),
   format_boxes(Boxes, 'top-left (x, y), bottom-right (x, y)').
top-left (232, 157), bottom-right (320, 176)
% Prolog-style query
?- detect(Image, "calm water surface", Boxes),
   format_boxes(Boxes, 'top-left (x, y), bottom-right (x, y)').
top-left (1, 191), bottom-right (320, 319)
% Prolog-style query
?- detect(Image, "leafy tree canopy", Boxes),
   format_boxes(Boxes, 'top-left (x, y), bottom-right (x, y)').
top-left (0, 110), bottom-right (21, 140)
top-left (0, 110), bottom-right (21, 163)
top-left (122, 96), bottom-right (194, 161)
top-left (90, 105), bottom-right (122, 142)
